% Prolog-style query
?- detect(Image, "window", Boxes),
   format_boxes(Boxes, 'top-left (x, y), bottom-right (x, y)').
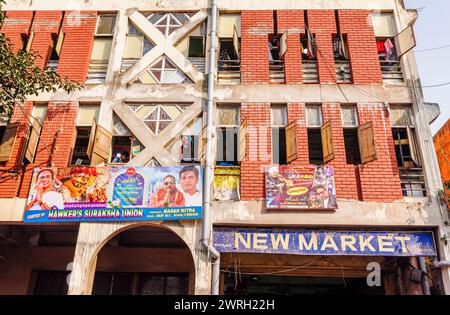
top-left (143, 105), bottom-right (173, 135)
top-left (111, 114), bottom-right (133, 164)
top-left (341, 105), bottom-right (361, 164)
top-left (21, 32), bottom-right (34, 52)
top-left (389, 105), bottom-right (424, 197)
top-left (216, 106), bottom-right (240, 166)
top-left (372, 12), bottom-right (396, 37)
top-left (70, 105), bottom-right (100, 165)
top-left (49, 31), bottom-right (64, 62)
top-left (188, 37), bottom-right (205, 57)
top-left (179, 117), bottom-right (202, 164)
top-left (123, 23), bottom-right (154, 60)
top-left (137, 55), bottom-right (190, 84)
top-left (271, 106), bottom-right (287, 164)
top-left (306, 105), bottom-right (323, 165)
top-left (146, 13), bottom-right (195, 36)
top-left (90, 14), bottom-right (116, 62)
top-left (92, 272), bottom-right (189, 295)
top-left (32, 271), bottom-right (69, 295)
top-left (218, 13), bottom-right (241, 74)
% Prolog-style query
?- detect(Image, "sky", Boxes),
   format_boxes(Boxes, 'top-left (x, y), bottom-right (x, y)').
top-left (404, 0), bottom-right (450, 135)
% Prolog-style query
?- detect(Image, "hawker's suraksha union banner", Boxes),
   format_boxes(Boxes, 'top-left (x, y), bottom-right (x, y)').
top-left (23, 166), bottom-right (203, 223)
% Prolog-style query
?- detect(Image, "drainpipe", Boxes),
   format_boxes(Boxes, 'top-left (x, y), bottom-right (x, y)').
top-left (201, 0), bottom-right (220, 295)
top-left (434, 260), bottom-right (450, 268)
top-left (417, 257), bottom-right (431, 295)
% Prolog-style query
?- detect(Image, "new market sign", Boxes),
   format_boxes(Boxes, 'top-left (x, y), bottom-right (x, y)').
top-left (24, 166), bottom-right (202, 223)
top-left (214, 228), bottom-right (437, 257)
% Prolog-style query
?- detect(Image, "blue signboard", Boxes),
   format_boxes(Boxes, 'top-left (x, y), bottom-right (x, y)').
top-left (214, 228), bottom-right (437, 257)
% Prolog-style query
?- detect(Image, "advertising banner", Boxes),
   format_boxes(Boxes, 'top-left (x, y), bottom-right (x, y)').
top-left (24, 166), bottom-right (202, 223)
top-left (265, 165), bottom-right (337, 210)
top-left (214, 228), bottom-right (437, 257)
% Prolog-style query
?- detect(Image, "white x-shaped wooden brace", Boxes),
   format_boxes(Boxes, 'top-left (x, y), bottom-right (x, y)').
top-left (119, 10), bottom-right (208, 85)
top-left (112, 101), bottom-right (203, 166)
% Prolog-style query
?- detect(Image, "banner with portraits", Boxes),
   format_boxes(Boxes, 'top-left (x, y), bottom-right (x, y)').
top-left (24, 166), bottom-right (203, 222)
top-left (265, 165), bottom-right (337, 210)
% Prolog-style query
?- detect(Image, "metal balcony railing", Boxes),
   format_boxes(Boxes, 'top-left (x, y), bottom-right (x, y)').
top-left (269, 60), bottom-right (285, 83)
top-left (399, 167), bottom-right (427, 197)
top-left (335, 60), bottom-right (352, 83)
top-left (302, 59), bottom-right (319, 83)
top-left (46, 60), bottom-right (59, 72)
top-left (217, 59), bottom-right (241, 84)
top-left (86, 60), bottom-right (109, 83)
top-left (380, 60), bottom-right (404, 83)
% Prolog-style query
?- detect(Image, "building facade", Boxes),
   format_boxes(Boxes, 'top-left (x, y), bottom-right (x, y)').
top-left (0, 0), bottom-right (449, 295)
top-left (434, 119), bottom-right (450, 210)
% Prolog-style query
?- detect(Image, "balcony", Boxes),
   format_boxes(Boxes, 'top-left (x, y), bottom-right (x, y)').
top-left (302, 59), bottom-right (318, 83)
top-left (399, 167), bottom-right (426, 197)
top-left (189, 57), bottom-right (206, 73)
top-left (217, 59), bottom-right (241, 84)
top-left (86, 60), bottom-right (108, 84)
top-left (46, 60), bottom-right (59, 72)
top-left (380, 60), bottom-right (404, 83)
top-left (335, 60), bottom-right (352, 83)
top-left (269, 60), bottom-right (285, 83)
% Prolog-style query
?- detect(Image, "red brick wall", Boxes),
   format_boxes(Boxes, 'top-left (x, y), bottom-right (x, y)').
top-left (30, 11), bottom-right (63, 68)
top-left (240, 103), bottom-right (271, 200)
top-left (277, 11), bottom-right (304, 84)
top-left (434, 119), bottom-right (450, 206)
top-left (322, 103), bottom-right (360, 200)
top-left (0, 103), bottom-right (33, 198)
top-left (339, 10), bottom-right (382, 84)
top-left (0, 103), bottom-right (78, 198)
top-left (308, 10), bottom-right (337, 84)
top-left (241, 11), bottom-right (273, 84)
top-left (0, 11), bottom-right (34, 52)
top-left (239, 102), bottom-right (403, 202)
top-left (57, 11), bottom-right (97, 82)
top-left (357, 103), bottom-right (403, 202)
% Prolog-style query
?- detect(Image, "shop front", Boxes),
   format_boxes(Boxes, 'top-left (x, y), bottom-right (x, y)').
top-left (214, 227), bottom-right (440, 295)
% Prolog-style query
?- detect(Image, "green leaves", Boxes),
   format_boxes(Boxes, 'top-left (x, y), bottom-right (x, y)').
top-left (0, 0), bottom-right (82, 116)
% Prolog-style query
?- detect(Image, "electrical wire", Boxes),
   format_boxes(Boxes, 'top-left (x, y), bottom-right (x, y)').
top-left (415, 44), bottom-right (450, 53)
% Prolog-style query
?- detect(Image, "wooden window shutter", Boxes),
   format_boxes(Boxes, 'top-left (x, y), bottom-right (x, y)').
top-left (25, 31), bottom-right (35, 52)
top-left (358, 121), bottom-right (377, 164)
top-left (92, 125), bottom-right (112, 161)
top-left (24, 119), bottom-right (42, 163)
top-left (87, 118), bottom-right (98, 160)
top-left (198, 125), bottom-right (207, 165)
top-left (238, 119), bottom-right (247, 162)
top-left (406, 124), bottom-right (421, 166)
top-left (0, 123), bottom-right (19, 162)
top-left (233, 25), bottom-right (240, 58)
top-left (285, 120), bottom-right (297, 163)
top-left (55, 30), bottom-right (65, 57)
top-left (321, 120), bottom-right (334, 163)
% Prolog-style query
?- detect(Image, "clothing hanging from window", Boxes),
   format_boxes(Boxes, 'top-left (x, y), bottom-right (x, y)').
top-left (384, 38), bottom-right (395, 61)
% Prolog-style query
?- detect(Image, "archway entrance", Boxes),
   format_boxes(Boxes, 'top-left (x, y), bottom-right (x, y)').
top-left (91, 225), bottom-right (195, 295)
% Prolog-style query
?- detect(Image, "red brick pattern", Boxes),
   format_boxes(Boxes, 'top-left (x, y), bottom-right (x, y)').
top-left (339, 10), bottom-right (382, 84)
top-left (58, 11), bottom-right (97, 83)
top-left (241, 11), bottom-right (273, 84)
top-left (308, 10), bottom-right (337, 84)
top-left (240, 103), bottom-right (271, 200)
top-left (357, 103), bottom-right (402, 202)
top-left (434, 119), bottom-right (450, 207)
top-left (277, 11), bottom-right (304, 84)
top-left (0, 11), bottom-right (33, 52)
top-left (0, 103), bottom-right (78, 198)
top-left (322, 103), bottom-right (360, 200)
top-left (30, 11), bottom-right (63, 68)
